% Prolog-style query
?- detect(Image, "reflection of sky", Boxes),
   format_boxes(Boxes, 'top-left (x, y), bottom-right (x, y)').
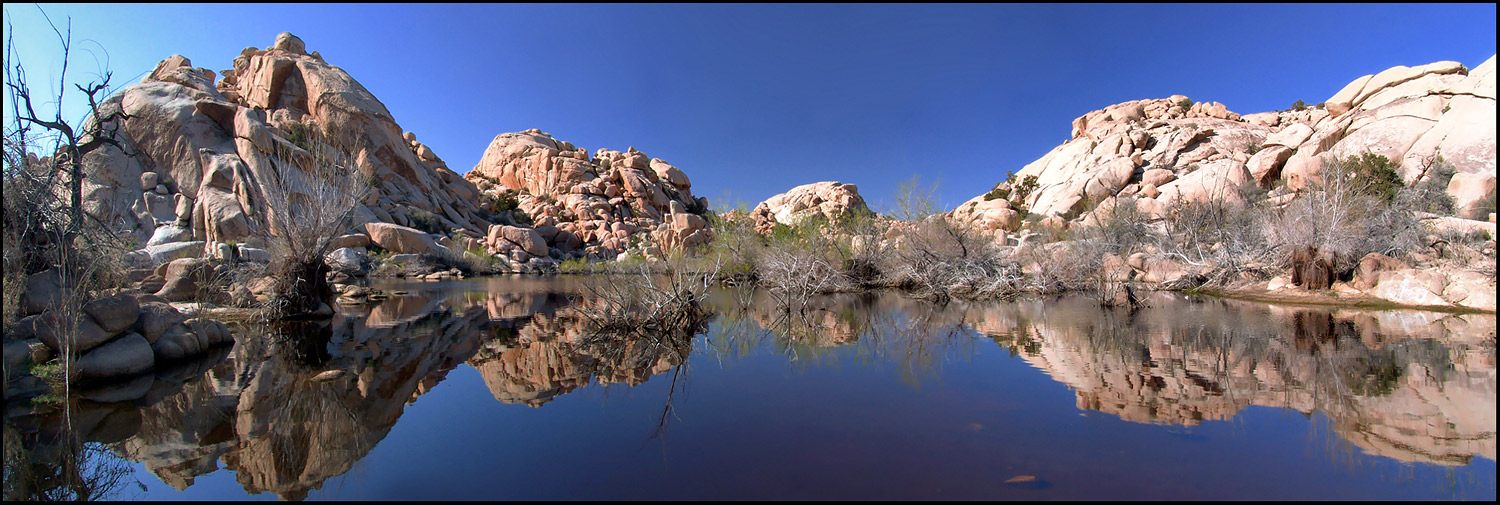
top-left (108, 286), bottom-right (1496, 500)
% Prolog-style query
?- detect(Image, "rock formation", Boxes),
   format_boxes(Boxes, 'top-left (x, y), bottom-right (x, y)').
top-left (967, 294), bottom-right (1496, 465)
top-left (748, 181), bottom-right (870, 233)
top-left (71, 33), bottom-right (493, 277)
top-left (4, 283), bottom-right (233, 397)
top-left (958, 56), bottom-right (1496, 226)
top-left (465, 130), bottom-right (712, 261)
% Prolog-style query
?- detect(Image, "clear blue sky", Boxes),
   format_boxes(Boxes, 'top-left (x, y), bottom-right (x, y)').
top-left (5, 3), bottom-right (1495, 211)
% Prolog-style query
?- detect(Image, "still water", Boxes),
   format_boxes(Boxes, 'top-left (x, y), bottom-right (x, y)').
top-left (5, 276), bottom-right (1495, 500)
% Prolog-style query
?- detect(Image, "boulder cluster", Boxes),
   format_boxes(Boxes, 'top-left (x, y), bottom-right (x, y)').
top-left (6, 273), bottom-right (232, 396)
top-left (748, 181), bottom-right (870, 233)
top-left (72, 33), bottom-right (493, 281)
top-left (953, 56), bottom-right (1497, 236)
top-left (465, 130), bottom-right (713, 260)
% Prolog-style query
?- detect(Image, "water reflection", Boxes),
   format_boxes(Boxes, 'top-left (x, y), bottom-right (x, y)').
top-left (3, 277), bottom-right (1493, 499)
top-left (964, 293), bottom-right (1495, 466)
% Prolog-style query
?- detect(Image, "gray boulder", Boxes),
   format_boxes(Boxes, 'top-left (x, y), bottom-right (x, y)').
top-left (150, 318), bottom-right (232, 361)
top-left (84, 294), bottom-right (141, 335)
top-left (76, 332), bottom-right (155, 380)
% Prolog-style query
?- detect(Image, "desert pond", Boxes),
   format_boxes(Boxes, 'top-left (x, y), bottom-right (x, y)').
top-left (5, 276), bottom-right (1495, 500)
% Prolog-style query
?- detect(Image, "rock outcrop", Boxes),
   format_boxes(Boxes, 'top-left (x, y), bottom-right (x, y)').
top-left (71, 33), bottom-right (493, 270)
top-left (963, 55), bottom-right (1496, 225)
top-left (749, 181), bottom-right (870, 233)
top-left (465, 130), bottom-right (712, 260)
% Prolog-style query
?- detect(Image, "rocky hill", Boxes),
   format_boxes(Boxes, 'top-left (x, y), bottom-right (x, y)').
top-left (80, 33), bottom-right (492, 256)
top-left (58, 33), bottom-right (721, 276)
top-left (954, 56), bottom-right (1497, 235)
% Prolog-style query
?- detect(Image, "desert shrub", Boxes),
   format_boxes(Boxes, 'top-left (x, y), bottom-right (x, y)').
top-left (1012, 175), bottom-right (1039, 202)
top-left (578, 255), bottom-right (716, 338)
top-left (1177, 98), bottom-right (1193, 110)
top-left (286, 122), bottom-right (312, 150)
top-left (1081, 197), bottom-right (1158, 256)
top-left (261, 125), bottom-right (371, 318)
top-left (407, 208), bottom-right (446, 234)
top-left (1337, 153), bottom-right (1404, 204)
top-left (1291, 99), bottom-right (1308, 111)
top-left (490, 189), bottom-right (520, 214)
top-left (983, 182), bottom-right (1010, 201)
top-left (1405, 156), bottom-right (1457, 215)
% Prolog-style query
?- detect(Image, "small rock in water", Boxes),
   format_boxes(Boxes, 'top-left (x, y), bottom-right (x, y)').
top-left (312, 369), bottom-right (347, 382)
top-left (1002, 474), bottom-right (1051, 490)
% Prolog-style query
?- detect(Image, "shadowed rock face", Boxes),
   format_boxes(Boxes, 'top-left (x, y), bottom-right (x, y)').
top-left (958, 55), bottom-right (1496, 225)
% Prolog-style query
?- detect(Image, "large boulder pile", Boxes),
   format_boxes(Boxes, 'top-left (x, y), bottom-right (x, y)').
top-left (70, 33), bottom-right (492, 272)
top-left (749, 181), bottom-right (870, 233)
top-left (961, 55), bottom-right (1496, 226)
top-left (465, 129), bottom-right (711, 259)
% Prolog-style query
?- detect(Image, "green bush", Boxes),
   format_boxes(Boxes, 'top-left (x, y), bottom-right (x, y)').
top-left (287, 122), bottom-right (312, 150)
top-left (1012, 175), bottom-right (1039, 202)
top-left (490, 190), bottom-right (520, 214)
top-left (408, 208), bottom-right (446, 234)
top-left (1177, 98), bottom-right (1193, 110)
top-left (1404, 157), bottom-right (1457, 215)
top-left (983, 182), bottom-right (1010, 202)
top-left (1291, 99), bottom-right (1308, 111)
top-left (1337, 153), bottom-right (1404, 204)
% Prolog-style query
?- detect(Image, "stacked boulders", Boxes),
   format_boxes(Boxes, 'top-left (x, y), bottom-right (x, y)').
top-left (5, 278), bottom-right (233, 395)
top-left (465, 129), bottom-right (711, 260)
top-left (749, 181), bottom-right (869, 234)
top-left (961, 55), bottom-right (1496, 229)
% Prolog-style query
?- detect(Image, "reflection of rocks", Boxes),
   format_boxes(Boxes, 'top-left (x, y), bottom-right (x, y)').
top-left (99, 293), bottom-right (495, 500)
top-left (966, 294), bottom-right (1496, 465)
top-left (467, 286), bottom-right (690, 407)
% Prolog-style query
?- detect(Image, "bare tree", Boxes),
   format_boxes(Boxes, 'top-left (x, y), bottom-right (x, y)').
top-left (3, 10), bottom-right (135, 418)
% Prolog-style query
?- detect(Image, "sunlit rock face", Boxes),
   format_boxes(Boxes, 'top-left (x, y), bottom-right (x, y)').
top-left (749, 181), bottom-right (870, 233)
top-left (964, 294), bottom-right (1496, 466)
top-left (465, 130), bottom-right (711, 259)
top-left (72, 33), bottom-right (491, 255)
top-left (959, 55), bottom-right (1496, 224)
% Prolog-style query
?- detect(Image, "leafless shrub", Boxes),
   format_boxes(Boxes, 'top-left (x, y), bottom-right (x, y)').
top-left (260, 125), bottom-right (370, 318)
top-left (579, 255), bottom-right (719, 338)
top-left (759, 248), bottom-right (851, 312)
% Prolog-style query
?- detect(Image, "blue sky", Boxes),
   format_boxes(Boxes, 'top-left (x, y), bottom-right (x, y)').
top-left (4, 3), bottom-right (1495, 212)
